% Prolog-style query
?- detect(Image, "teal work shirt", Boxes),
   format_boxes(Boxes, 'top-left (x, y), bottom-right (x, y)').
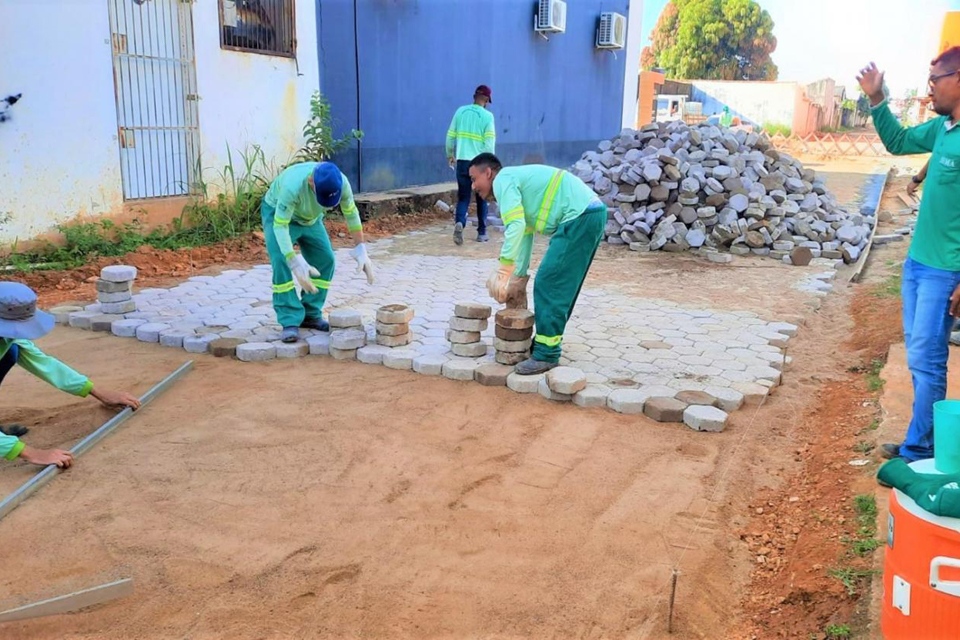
top-left (263, 162), bottom-right (362, 260)
top-left (0, 338), bottom-right (93, 460)
top-left (493, 165), bottom-right (599, 277)
top-left (872, 100), bottom-right (960, 271)
top-left (446, 104), bottom-right (496, 161)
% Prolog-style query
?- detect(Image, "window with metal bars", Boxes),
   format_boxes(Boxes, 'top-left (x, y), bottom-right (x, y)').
top-left (219, 0), bottom-right (296, 57)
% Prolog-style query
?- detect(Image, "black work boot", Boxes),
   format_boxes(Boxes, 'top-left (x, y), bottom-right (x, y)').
top-left (880, 443), bottom-right (902, 460)
top-left (515, 358), bottom-right (558, 376)
top-left (301, 317), bottom-right (330, 332)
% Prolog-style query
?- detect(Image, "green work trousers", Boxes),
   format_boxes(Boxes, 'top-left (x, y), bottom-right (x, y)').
top-left (262, 201), bottom-right (336, 328)
top-left (532, 204), bottom-right (606, 362)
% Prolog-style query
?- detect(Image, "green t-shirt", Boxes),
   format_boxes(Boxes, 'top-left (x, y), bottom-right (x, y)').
top-left (493, 165), bottom-right (598, 276)
top-left (446, 104), bottom-right (496, 161)
top-left (872, 100), bottom-right (960, 271)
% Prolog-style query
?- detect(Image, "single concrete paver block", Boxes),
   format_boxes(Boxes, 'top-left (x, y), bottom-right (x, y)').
top-left (330, 347), bottom-right (358, 361)
top-left (546, 366), bottom-right (587, 395)
top-left (276, 341), bottom-right (310, 358)
top-left (707, 252), bottom-right (733, 264)
top-left (237, 342), bottom-right (277, 362)
top-left (454, 302), bottom-right (492, 319)
top-left (95, 279), bottom-right (132, 294)
top-left (496, 351), bottom-right (527, 366)
top-left (495, 325), bottom-right (534, 341)
top-left (377, 333), bottom-right (413, 347)
top-left (100, 300), bottom-right (137, 315)
top-left (495, 309), bottom-right (535, 329)
top-left (376, 304), bottom-right (414, 324)
top-left (704, 386), bottom-right (744, 412)
top-left (636, 385), bottom-right (679, 403)
top-left (446, 329), bottom-right (481, 344)
top-left (89, 314), bottom-right (124, 332)
top-left (452, 342), bottom-right (487, 357)
top-left (675, 390), bottom-right (718, 407)
top-left (607, 389), bottom-right (647, 414)
top-left (100, 265), bottom-right (137, 282)
top-left (383, 349), bottom-right (416, 370)
top-left (111, 318), bottom-right (146, 337)
top-left (50, 306), bottom-right (83, 324)
top-left (538, 377), bottom-right (573, 402)
top-left (644, 396), bottom-right (688, 422)
top-left (413, 354), bottom-right (447, 375)
top-left (449, 316), bottom-right (488, 332)
top-left (68, 311), bottom-right (99, 330)
top-left (376, 321), bottom-right (410, 336)
top-left (357, 344), bottom-right (392, 364)
top-left (329, 308), bottom-right (362, 328)
top-left (210, 338), bottom-right (245, 357)
top-left (442, 359), bottom-right (479, 381)
top-left (474, 363), bottom-right (513, 386)
top-left (506, 372), bottom-right (544, 393)
top-left (183, 334), bottom-right (219, 353)
top-left (494, 337), bottom-right (532, 353)
top-left (307, 334), bottom-right (331, 356)
top-left (135, 322), bottom-right (171, 342)
top-left (641, 340), bottom-right (672, 350)
top-left (330, 328), bottom-right (367, 350)
top-left (683, 405), bottom-right (729, 432)
top-left (573, 385), bottom-right (611, 408)
top-left (731, 381), bottom-right (769, 406)
top-left (97, 291), bottom-right (133, 303)
top-left (159, 331), bottom-right (192, 348)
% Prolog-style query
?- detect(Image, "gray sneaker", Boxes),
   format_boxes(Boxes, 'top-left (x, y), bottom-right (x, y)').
top-left (477, 232), bottom-right (489, 242)
top-left (281, 326), bottom-right (300, 343)
top-left (453, 222), bottom-right (464, 245)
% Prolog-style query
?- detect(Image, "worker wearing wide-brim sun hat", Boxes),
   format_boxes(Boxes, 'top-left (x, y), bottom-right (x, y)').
top-left (261, 161), bottom-right (376, 344)
top-left (0, 282), bottom-right (140, 468)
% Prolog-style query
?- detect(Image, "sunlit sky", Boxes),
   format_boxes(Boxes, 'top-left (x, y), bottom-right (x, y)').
top-left (639, 0), bottom-right (960, 97)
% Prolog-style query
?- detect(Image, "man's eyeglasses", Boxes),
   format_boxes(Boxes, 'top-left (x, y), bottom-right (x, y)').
top-left (929, 70), bottom-right (960, 86)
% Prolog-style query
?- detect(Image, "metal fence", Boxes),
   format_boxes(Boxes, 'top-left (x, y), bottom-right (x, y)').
top-left (767, 132), bottom-right (890, 157)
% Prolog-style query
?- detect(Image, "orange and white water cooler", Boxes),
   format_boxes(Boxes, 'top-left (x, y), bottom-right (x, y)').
top-left (883, 459), bottom-right (960, 638)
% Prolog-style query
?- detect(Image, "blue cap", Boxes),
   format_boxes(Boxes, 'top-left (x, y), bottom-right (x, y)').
top-left (313, 162), bottom-right (343, 208)
top-left (0, 282), bottom-right (55, 340)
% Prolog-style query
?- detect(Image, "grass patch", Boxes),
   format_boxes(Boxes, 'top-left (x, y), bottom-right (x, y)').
top-left (861, 419), bottom-right (879, 433)
top-left (866, 358), bottom-right (886, 392)
top-left (829, 567), bottom-right (880, 596)
top-left (825, 623), bottom-right (852, 638)
top-left (853, 440), bottom-right (874, 455)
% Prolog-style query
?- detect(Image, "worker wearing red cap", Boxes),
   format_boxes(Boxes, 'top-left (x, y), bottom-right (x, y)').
top-left (446, 85), bottom-right (496, 245)
top-left (262, 161), bottom-right (376, 343)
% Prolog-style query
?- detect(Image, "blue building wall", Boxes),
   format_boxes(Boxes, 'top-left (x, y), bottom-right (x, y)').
top-left (317, 0), bottom-right (631, 192)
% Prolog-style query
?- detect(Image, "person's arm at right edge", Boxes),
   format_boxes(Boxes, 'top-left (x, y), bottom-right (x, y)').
top-left (859, 61), bottom-right (939, 154)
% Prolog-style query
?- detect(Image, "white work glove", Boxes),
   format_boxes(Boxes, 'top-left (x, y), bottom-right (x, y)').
top-left (486, 262), bottom-right (515, 303)
top-left (286, 253), bottom-right (320, 295)
top-left (350, 243), bottom-right (376, 285)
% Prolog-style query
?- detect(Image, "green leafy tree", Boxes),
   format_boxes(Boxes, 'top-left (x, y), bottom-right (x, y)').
top-left (644, 0), bottom-right (778, 81)
top-left (295, 91), bottom-right (363, 163)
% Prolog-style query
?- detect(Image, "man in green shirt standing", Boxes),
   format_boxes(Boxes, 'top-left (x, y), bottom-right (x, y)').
top-left (469, 153), bottom-right (605, 375)
top-left (0, 282), bottom-right (140, 468)
top-left (446, 85), bottom-right (496, 245)
top-left (859, 49), bottom-right (960, 462)
top-left (262, 161), bottom-right (376, 343)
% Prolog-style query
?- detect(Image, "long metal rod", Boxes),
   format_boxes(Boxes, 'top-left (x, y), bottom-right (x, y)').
top-left (849, 168), bottom-right (892, 284)
top-left (0, 361), bottom-right (193, 522)
top-left (0, 579), bottom-right (133, 623)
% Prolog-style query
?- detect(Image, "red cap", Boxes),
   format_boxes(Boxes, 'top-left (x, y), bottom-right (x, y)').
top-left (475, 85), bottom-right (492, 103)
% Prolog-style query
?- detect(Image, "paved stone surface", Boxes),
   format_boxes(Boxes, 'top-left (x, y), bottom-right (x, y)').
top-left (210, 338), bottom-right (244, 357)
top-left (376, 304), bottom-right (414, 324)
top-left (474, 363), bottom-right (512, 386)
top-left (506, 372), bottom-right (543, 393)
top-left (455, 302), bottom-right (492, 319)
top-left (136, 322), bottom-right (170, 342)
top-left (159, 331), bottom-right (192, 348)
top-left (89, 314), bottom-right (124, 332)
top-left (546, 366), bottom-right (587, 395)
top-left (675, 390), bottom-right (717, 406)
top-left (184, 334), bottom-right (219, 353)
top-left (538, 377), bottom-right (572, 402)
top-left (237, 342), bottom-right (277, 362)
top-left (101, 265), bottom-right (137, 282)
top-left (329, 308), bottom-right (362, 328)
top-left (573, 385), bottom-right (611, 407)
top-left (607, 389), bottom-right (646, 414)
top-left (68, 311), bottom-right (98, 329)
top-left (383, 350), bottom-right (416, 370)
top-left (330, 328), bottom-right (367, 350)
top-left (413, 354), bottom-right (447, 375)
top-left (644, 396), bottom-right (688, 422)
top-left (376, 321), bottom-right (409, 336)
top-left (683, 405), bottom-right (729, 432)
top-left (442, 359), bottom-right (479, 381)
top-left (111, 318), bottom-right (146, 337)
top-left (330, 347), bottom-right (358, 361)
top-left (277, 341), bottom-right (310, 358)
top-left (51, 306), bottom-right (83, 324)
top-left (357, 345), bottom-right (392, 364)
top-left (495, 309), bottom-right (535, 329)
top-left (452, 342), bottom-right (487, 357)
top-left (449, 316), bottom-right (488, 332)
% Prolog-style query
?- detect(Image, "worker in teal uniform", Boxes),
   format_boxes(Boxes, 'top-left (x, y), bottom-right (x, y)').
top-left (0, 283), bottom-right (140, 468)
top-left (262, 161), bottom-right (376, 343)
top-left (468, 153), bottom-right (606, 375)
top-left (446, 84), bottom-right (496, 244)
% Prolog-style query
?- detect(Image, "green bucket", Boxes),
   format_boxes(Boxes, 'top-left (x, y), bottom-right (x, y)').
top-left (934, 399), bottom-right (960, 473)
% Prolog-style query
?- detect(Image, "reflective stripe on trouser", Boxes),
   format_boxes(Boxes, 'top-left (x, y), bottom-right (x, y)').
top-left (262, 201), bottom-right (336, 328)
top-left (531, 204), bottom-right (606, 363)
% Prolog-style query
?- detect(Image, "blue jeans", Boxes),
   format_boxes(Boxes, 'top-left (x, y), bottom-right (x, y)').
top-left (0, 344), bottom-right (18, 390)
top-left (901, 257), bottom-right (960, 460)
top-left (455, 159), bottom-right (487, 234)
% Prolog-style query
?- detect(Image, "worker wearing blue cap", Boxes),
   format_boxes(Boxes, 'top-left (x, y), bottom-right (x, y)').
top-left (0, 282), bottom-right (140, 468)
top-left (262, 161), bottom-right (375, 343)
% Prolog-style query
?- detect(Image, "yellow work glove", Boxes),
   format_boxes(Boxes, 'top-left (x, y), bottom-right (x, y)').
top-left (486, 262), bottom-right (515, 303)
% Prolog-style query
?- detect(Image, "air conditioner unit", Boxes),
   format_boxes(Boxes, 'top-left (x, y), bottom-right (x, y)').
top-left (535, 0), bottom-right (566, 34)
top-left (596, 12), bottom-right (626, 49)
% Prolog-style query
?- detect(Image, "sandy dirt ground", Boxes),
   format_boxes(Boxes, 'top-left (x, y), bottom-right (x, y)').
top-left (0, 158), bottom-right (916, 639)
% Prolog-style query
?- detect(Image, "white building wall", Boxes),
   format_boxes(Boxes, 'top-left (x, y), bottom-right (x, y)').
top-left (0, 0), bottom-right (319, 246)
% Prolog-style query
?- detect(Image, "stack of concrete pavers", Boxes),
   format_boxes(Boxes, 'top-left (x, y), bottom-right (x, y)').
top-left (493, 309), bottom-right (534, 365)
top-left (328, 308), bottom-right (366, 361)
top-left (447, 302), bottom-right (490, 358)
top-left (64, 265), bottom-right (138, 333)
top-left (376, 304), bottom-right (414, 347)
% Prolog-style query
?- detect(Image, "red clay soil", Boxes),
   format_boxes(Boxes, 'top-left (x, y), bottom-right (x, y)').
top-left (14, 208), bottom-right (449, 308)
